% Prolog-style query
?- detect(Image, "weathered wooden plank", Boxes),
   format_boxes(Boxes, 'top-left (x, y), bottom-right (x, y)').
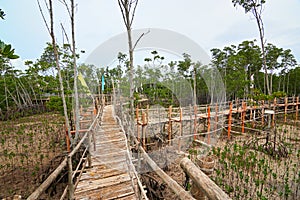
top-left (75, 173), bottom-right (131, 192)
top-left (180, 157), bottom-right (232, 200)
top-left (74, 105), bottom-right (138, 200)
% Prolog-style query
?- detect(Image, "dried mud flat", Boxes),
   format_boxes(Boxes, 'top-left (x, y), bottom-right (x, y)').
top-left (0, 113), bottom-right (66, 199)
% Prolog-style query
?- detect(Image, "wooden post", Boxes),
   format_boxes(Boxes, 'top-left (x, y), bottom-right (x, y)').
top-left (261, 100), bottom-right (265, 126)
top-left (228, 102), bottom-right (232, 140)
top-left (142, 112), bottom-right (147, 150)
top-left (136, 107), bottom-right (140, 142)
top-left (87, 130), bottom-right (92, 168)
top-left (207, 105), bottom-right (211, 144)
top-left (67, 155), bottom-right (74, 200)
top-left (250, 102), bottom-right (253, 128)
top-left (284, 97), bottom-right (288, 123)
top-left (272, 98), bottom-right (277, 127)
top-left (296, 97), bottom-right (299, 121)
top-left (214, 103), bottom-right (218, 132)
top-left (178, 107), bottom-right (183, 152)
top-left (65, 126), bottom-right (71, 153)
top-left (180, 157), bottom-right (232, 200)
top-left (168, 106), bottom-right (172, 145)
top-left (194, 105), bottom-right (197, 140)
top-left (242, 101), bottom-right (246, 134)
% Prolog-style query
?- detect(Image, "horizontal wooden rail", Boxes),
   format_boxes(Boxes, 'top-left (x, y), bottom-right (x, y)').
top-left (180, 157), bottom-right (232, 200)
top-left (27, 104), bottom-right (103, 200)
top-left (27, 158), bottom-right (67, 200)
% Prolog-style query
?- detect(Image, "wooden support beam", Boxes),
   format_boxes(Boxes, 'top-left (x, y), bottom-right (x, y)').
top-left (194, 105), bottom-right (197, 140)
top-left (273, 98), bottom-right (276, 127)
top-left (140, 147), bottom-right (195, 200)
top-left (27, 158), bottom-right (67, 200)
top-left (284, 97), bottom-right (288, 123)
top-left (168, 106), bottom-right (172, 145)
top-left (178, 107), bottom-right (183, 152)
top-left (214, 103), bottom-right (218, 133)
top-left (261, 100), bottom-right (265, 126)
top-left (136, 107), bottom-right (140, 141)
top-left (207, 105), bottom-right (211, 144)
top-left (180, 157), bottom-right (232, 200)
top-left (142, 112), bottom-right (147, 150)
top-left (228, 102), bottom-right (233, 140)
top-left (250, 102), bottom-right (253, 128)
top-left (242, 101), bottom-right (246, 134)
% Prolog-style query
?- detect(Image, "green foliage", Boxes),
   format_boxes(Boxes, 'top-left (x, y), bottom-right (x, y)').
top-left (0, 40), bottom-right (19, 59)
top-left (46, 96), bottom-right (71, 115)
top-left (232, 0), bottom-right (266, 13)
top-left (0, 9), bottom-right (5, 19)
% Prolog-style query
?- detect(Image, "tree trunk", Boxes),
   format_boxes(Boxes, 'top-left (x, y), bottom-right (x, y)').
top-left (253, 7), bottom-right (270, 95)
top-left (71, 0), bottom-right (80, 143)
top-left (48, 0), bottom-right (72, 145)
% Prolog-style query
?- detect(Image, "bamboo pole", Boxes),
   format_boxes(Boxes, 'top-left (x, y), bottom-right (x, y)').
top-left (207, 105), bottom-right (211, 144)
top-left (284, 97), bottom-right (288, 123)
top-left (228, 102), bottom-right (233, 140)
top-left (180, 157), bottom-right (232, 200)
top-left (168, 106), bottom-right (172, 145)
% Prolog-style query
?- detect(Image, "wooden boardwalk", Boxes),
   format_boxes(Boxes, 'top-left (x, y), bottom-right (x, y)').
top-left (74, 105), bottom-right (138, 200)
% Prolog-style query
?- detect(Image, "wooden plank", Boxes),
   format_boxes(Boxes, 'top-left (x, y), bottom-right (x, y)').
top-left (75, 174), bottom-right (131, 192)
top-left (180, 157), bottom-right (232, 200)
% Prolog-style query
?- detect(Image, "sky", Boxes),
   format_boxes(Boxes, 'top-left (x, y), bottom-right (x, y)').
top-left (0, 0), bottom-right (300, 70)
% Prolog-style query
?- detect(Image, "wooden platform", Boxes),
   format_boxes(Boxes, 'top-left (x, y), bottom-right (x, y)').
top-left (74, 105), bottom-right (138, 200)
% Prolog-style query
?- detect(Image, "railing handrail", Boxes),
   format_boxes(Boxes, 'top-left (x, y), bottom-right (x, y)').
top-left (27, 105), bottom-right (102, 200)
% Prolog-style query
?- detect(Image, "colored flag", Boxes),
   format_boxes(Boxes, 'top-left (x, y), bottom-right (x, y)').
top-left (78, 72), bottom-right (91, 95)
top-left (101, 75), bottom-right (105, 92)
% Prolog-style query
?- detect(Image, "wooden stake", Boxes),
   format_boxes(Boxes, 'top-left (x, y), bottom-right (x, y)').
top-left (272, 98), bottom-right (277, 127)
top-left (241, 101), bottom-right (246, 134)
top-left (207, 105), bottom-right (211, 144)
top-left (168, 106), bottom-right (172, 145)
top-left (194, 105), bottom-right (197, 140)
top-left (228, 102), bottom-right (233, 140)
top-left (67, 155), bottom-right (74, 200)
top-left (250, 102), bottom-right (253, 128)
top-left (261, 100), bottom-right (265, 126)
top-left (214, 103), bottom-right (218, 132)
top-left (142, 112), bottom-right (147, 150)
top-left (178, 107), bottom-right (183, 152)
top-left (136, 107), bottom-right (140, 142)
top-left (284, 97), bottom-right (288, 123)
top-left (65, 125), bottom-right (70, 153)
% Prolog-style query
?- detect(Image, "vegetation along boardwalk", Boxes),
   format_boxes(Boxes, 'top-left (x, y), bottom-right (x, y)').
top-left (74, 105), bottom-right (140, 200)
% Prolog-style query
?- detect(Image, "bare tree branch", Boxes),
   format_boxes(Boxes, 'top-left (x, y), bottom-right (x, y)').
top-left (133, 29), bottom-right (150, 50)
top-left (36, 0), bottom-right (51, 35)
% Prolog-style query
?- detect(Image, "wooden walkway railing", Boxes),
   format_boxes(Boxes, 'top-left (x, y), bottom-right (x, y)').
top-left (74, 105), bottom-right (147, 200)
top-left (27, 105), bottom-right (101, 200)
